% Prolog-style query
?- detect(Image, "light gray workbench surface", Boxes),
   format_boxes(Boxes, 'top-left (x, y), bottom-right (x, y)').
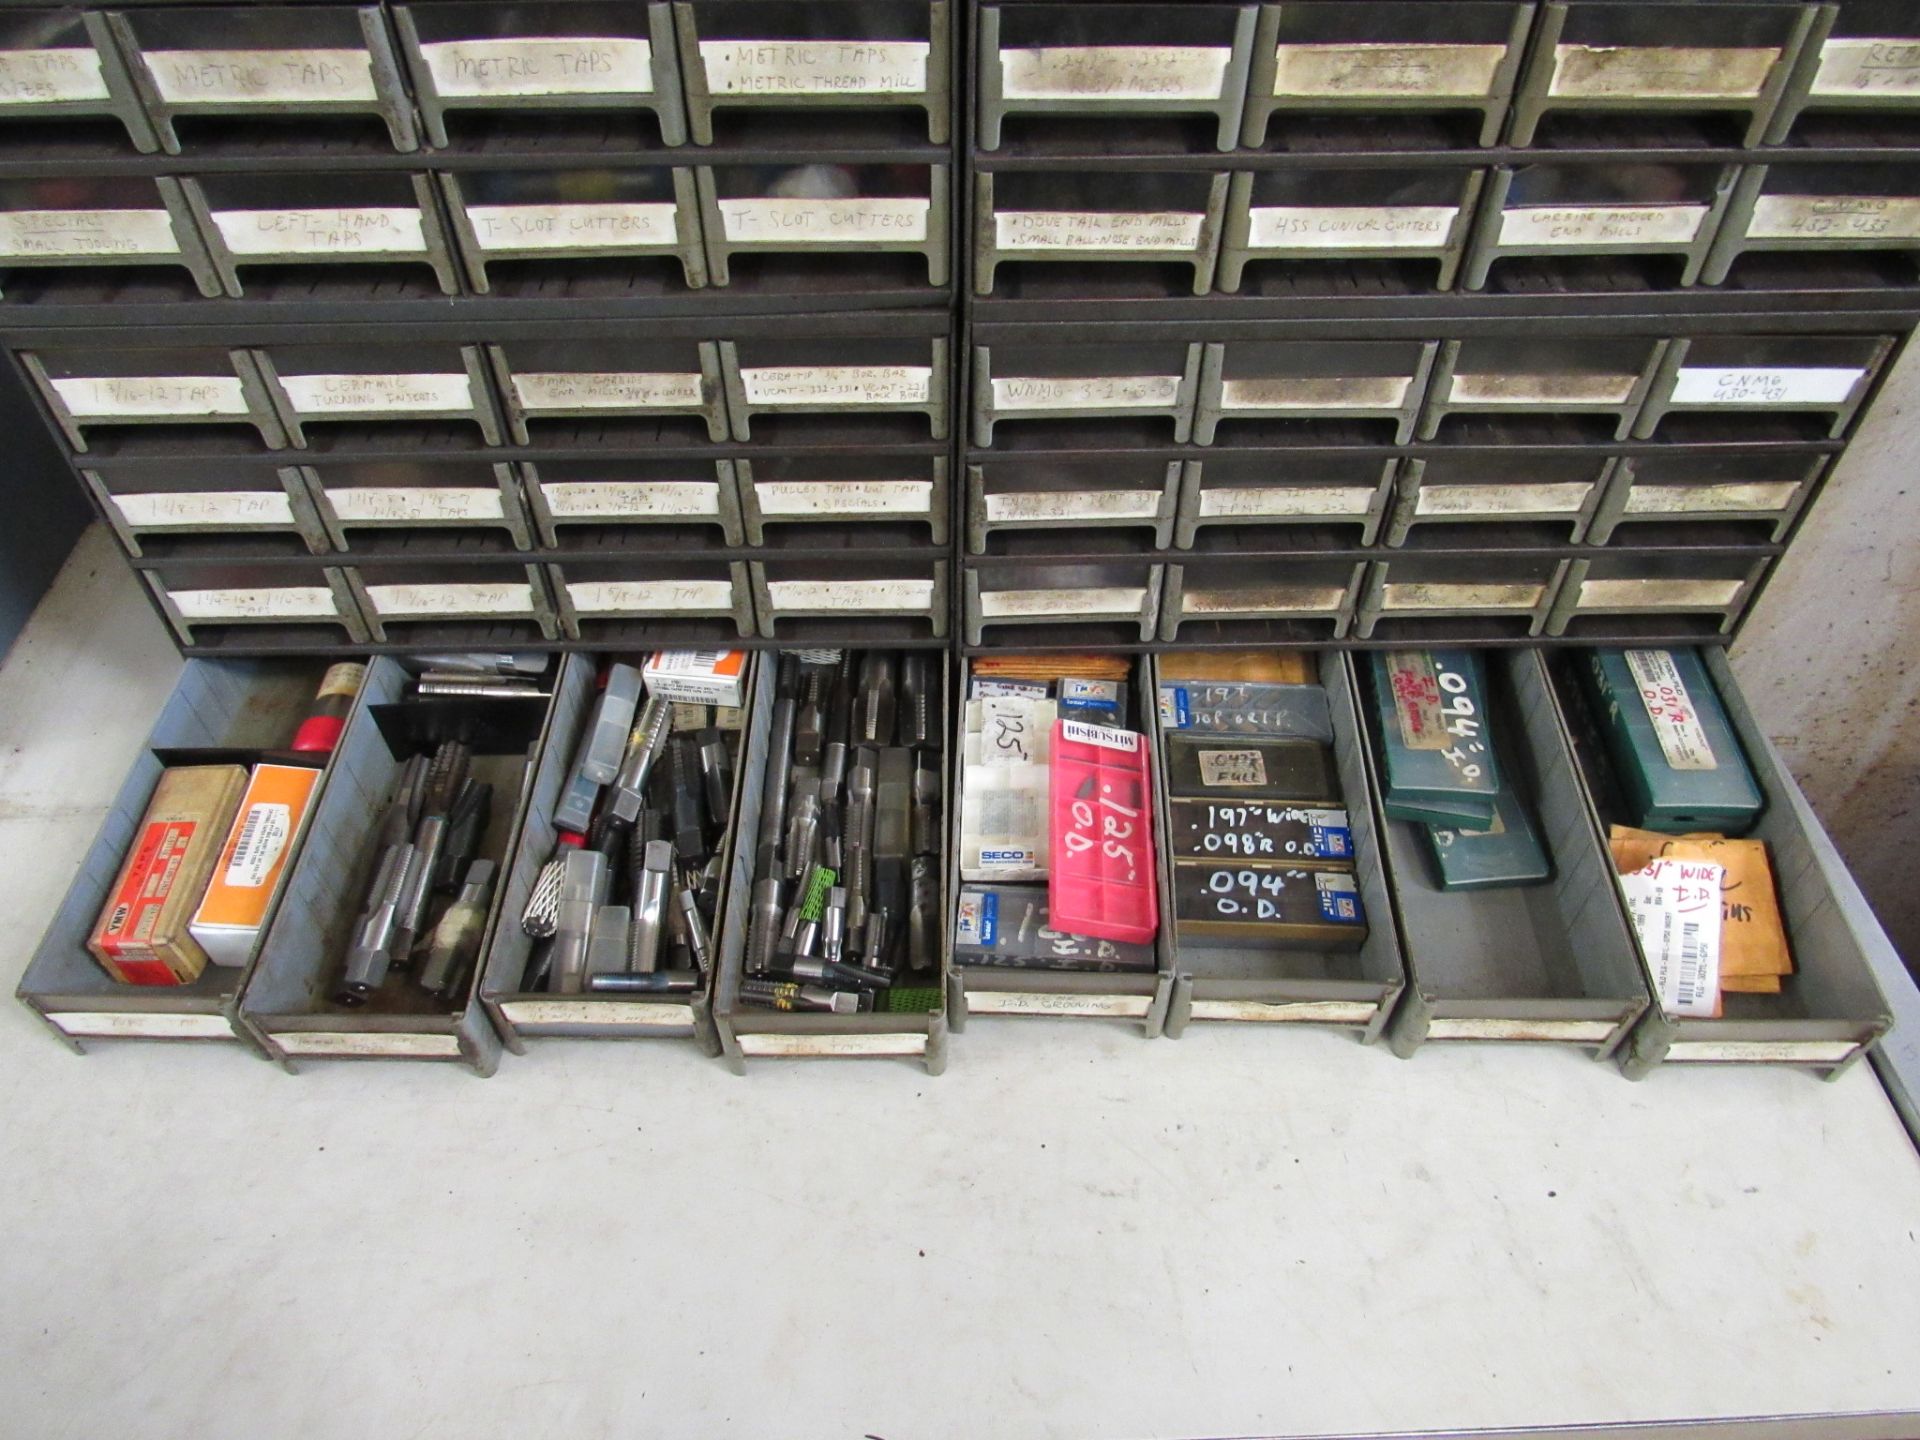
top-left (3, 529), bottom-right (1919, 1440)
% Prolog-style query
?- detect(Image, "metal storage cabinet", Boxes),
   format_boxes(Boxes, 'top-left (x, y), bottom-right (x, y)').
top-left (1702, 161), bottom-right (1920, 286)
top-left (694, 161), bottom-right (950, 289)
top-left (1194, 338), bottom-right (1437, 444)
top-left (18, 658), bottom-right (359, 1054)
top-left (1218, 167), bottom-right (1482, 294)
top-left (345, 560), bottom-right (559, 644)
top-left (1158, 654), bottom-right (1407, 1041)
top-left (972, 339), bottom-right (1203, 446)
top-left (83, 459), bottom-right (328, 558)
top-left (1385, 453), bottom-right (1616, 547)
top-left (0, 9), bottom-right (158, 154)
top-left (1417, 338), bottom-right (1668, 442)
top-left (965, 559), bottom-right (1162, 645)
top-left (1362, 650), bottom-right (1649, 1059)
top-left (487, 337), bottom-right (729, 445)
top-left (20, 345), bottom-right (284, 450)
top-left (524, 457), bottom-right (743, 547)
top-left (255, 342), bottom-right (504, 448)
top-left (1586, 451), bottom-right (1827, 547)
top-left (0, 174), bottom-right (218, 298)
top-left (969, 455), bottom-right (1180, 552)
top-left (299, 460), bottom-right (533, 554)
top-left (1174, 454), bottom-right (1395, 548)
top-left (1355, 554), bottom-right (1568, 642)
top-left (973, 170), bottom-right (1229, 297)
top-left (1159, 557), bottom-right (1363, 642)
top-left (735, 453), bottom-right (948, 545)
top-left (549, 556), bottom-right (753, 640)
top-left (142, 558), bottom-right (368, 648)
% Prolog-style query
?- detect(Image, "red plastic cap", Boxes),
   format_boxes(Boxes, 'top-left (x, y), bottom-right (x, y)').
top-left (288, 715), bottom-right (347, 754)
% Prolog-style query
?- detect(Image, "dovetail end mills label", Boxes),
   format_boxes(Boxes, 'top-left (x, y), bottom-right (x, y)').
top-left (990, 374), bottom-right (1180, 412)
top-left (719, 197), bottom-right (929, 244)
top-left (279, 372), bottom-right (472, 415)
top-left (112, 489), bottom-right (295, 528)
top-left (0, 209), bottom-right (181, 258)
top-left (513, 371), bottom-right (704, 412)
top-left (1272, 42), bottom-right (1506, 99)
top-left (1669, 367), bottom-right (1863, 407)
top-left (1812, 39), bottom-right (1920, 97)
top-left (999, 45), bottom-right (1229, 101)
top-left (740, 365), bottom-right (930, 407)
top-left (698, 39), bottom-right (928, 96)
top-left (0, 48), bottom-right (110, 105)
top-left (51, 374), bottom-right (247, 418)
top-left (419, 37), bottom-right (654, 97)
top-left (1498, 204), bottom-right (1707, 248)
top-left (146, 48), bottom-right (378, 105)
top-left (1247, 205), bottom-right (1458, 251)
top-left (464, 202), bottom-right (679, 251)
top-left (543, 480), bottom-right (716, 518)
top-left (212, 207), bottom-right (426, 257)
top-left (994, 209), bottom-right (1203, 253)
top-left (1547, 44), bottom-right (1779, 100)
top-left (1747, 195), bottom-right (1920, 242)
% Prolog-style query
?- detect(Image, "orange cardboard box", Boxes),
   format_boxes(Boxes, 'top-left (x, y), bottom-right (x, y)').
top-left (190, 763), bottom-right (323, 967)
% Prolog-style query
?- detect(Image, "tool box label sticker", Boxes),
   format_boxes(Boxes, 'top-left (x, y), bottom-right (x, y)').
top-left (1415, 482), bottom-right (1592, 516)
top-left (513, 371), bottom-right (704, 411)
top-left (1547, 44), bottom-right (1779, 100)
top-left (1172, 801), bottom-right (1352, 860)
top-left (363, 581), bottom-right (532, 615)
top-left (224, 802), bottom-right (291, 888)
top-left (1448, 371), bottom-right (1639, 406)
top-left (1624, 649), bottom-right (1719, 770)
top-left (995, 209), bottom-right (1204, 252)
top-left (1747, 195), bottom-right (1920, 242)
top-left (765, 579), bottom-right (934, 610)
top-left (1498, 203), bottom-right (1708, 248)
top-left (49, 1010), bottom-right (235, 1038)
top-left (986, 489), bottom-right (1159, 521)
top-left (1669, 366), bottom-right (1864, 406)
top-left (112, 489), bottom-right (295, 528)
top-left (0, 208), bottom-right (181, 257)
top-left (1577, 577), bottom-right (1744, 611)
top-left (740, 365), bottom-right (931, 406)
top-left (465, 202), bottom-right (679, 251)
top-left (279, 372), bottom-right (473, 414)
top-left (328, 486), bottom-right (504, 522)
top-left (171, 585), bottom-right (338, 619)
top-left (543, 480), bottom-right (715, 517)
top-left (146, 48), bottom-right (379, 105)
top-left (1812, 39), bottom-right (1920, 97)
top-left (213, 206), bottom-right (426, 256)
top-left (1624, 481), bottom-right (1799, 515)
top-left (1247, 205), bottom-right (1458, 250)
top-left (1219, 375), bottom-right (1410, 410)
top-left (420, 37), bottom-right (654, 97)
top-left (977, 586), bottom-right (1146, 618)
top-left (567, 579), bottom-right (733, 613)
top-left (757, 480), bottom-right (929, 514)
top-left (1272, 42), bottom-right (1507, 99)
top-left (719, 197), bottom-right (929, 244)
top-left (990, 374), bottom-right (1181, 411)
top-left (698, 40), bottom-right (929, 96)
top-left (1619, 857), bottom-right (1723, 1018)
top-left (1198, 484), bottom-right (1374, 517)
top-left (0, 48), bottom-right (110, 104)
top-left (999, 45), bottom-right (1230, 101)
top-left (1197, 748), bottom-right (1268, 788)
top-left (52, 374), bottom-right (248, 418)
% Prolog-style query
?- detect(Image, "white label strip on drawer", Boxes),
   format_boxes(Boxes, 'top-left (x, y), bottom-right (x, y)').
top-left (112, 489), bottom-right (296, 528)
top-left (1198, 485), bottom-right (1376, 517)
top-left (50, 374), bottom-right (249, 419)
top-left (698, 39), bottom-right (929, 96)
top-left (756, 480), bottom-right (930, 515)
top-left (272, 1030), bottom-right (462, 1057)
top-left (1498, 204), bottom-right (1708, 248)
top-left (740, 365), bottom-right (931, 407)
top-left (1625, 481), bottom-right (1800, 515)
top-left (0, 209), bottom-right (181, 258)
top-left (1271, 42), bottom-right (1507, 99)
top-left (364, 581), bottom-right (533, 616)
top-left (1416, 482), bottom-right (1593, 517)
top-left (990, 374), bottom-right (1181, 412)
top-left (1577, 577), bottom-right (1745, 610)
top-left (145, 49), bottom-right (379, 105)
top-left (985, 489), bottom-right (1161, 522)
top-left (465, 202), bottom-right (679, 252)
top-left (419, 37), bottom-right (654, 97)
top-left (544, 480), bottom-right (718, 518)
top-left (48, 1009), bottom-right (235, 1039)
top-left (213, 207), bottom-right (426, 257)
top-left (1811, 39), bottom-right (1920, 98)
top-left (513, 371), bottom-right (704, 412)
top-left (1448, 372), bottom-right (1639, 406)
top-left (765, 578), bottom-right (934, 611)
top-left (1547, 45), bottom-right (1780, 100)
top-left (1218, 376), bottom-right (1410, 411)
top-left (1426, 1018), bottom-right (1619, 1043)
top-left (1247, 205), bottom-right (1458, 250)
top-left (718, 197), bottom-right (929, 245)
top-left (567, 578), bottom-right (734, 613)
top-left (1184, 583), bottom-right (1348, 616)
top-left (1381, 581), bottom-right (1543, 611)
top-left (967, 991), bottom-right (1150, 1018)
top-left (327, 487), bottom-right (503, 523)
top-left (500, 998), bottom-right (692, 1028)
top-left (279, 372), bottom-right (473, 415)
top-left (998, 45), bottom-right (1230, 102)
top-left (994, 209), bottom-right (1204, 253)
top-left (1187, 998), bottom-right (1378, 1024)
top-left (734, 1031), bottom-right (929, 1058)
top-left (1662, 1039), bottom-right (1862, 1064)
top-left (1747, 195), bottom-right (1920, 242)
top-left (0, 48), bottom-right (111, 105)
top-left (169, 585), bottom-right (339, 620)
top-left (1670, 367), bottom-right (1864, 406)
top-left (977, 585), bottom-right (1147, 619)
